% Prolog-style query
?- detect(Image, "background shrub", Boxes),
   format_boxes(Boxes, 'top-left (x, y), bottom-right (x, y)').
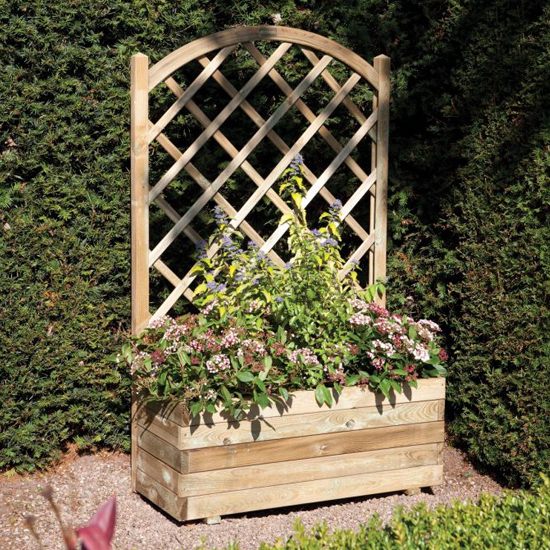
top-left (1, 0), bottom-right (549, 484)
top-left (254, 476), bottom-right (550, 549)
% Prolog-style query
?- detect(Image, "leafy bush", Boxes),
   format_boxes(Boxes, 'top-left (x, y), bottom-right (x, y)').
top-left (126, 158), bottom-right (446, 419)
top-left (251, 476), bottom-right (550, 549)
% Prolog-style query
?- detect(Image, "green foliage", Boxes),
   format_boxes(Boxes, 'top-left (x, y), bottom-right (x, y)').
top-left (127, 167), bottom-right (446, 419)
top-left (1, 0), bottom-right (549, 485)
top-left (248, 476), bottom-right (550, 549)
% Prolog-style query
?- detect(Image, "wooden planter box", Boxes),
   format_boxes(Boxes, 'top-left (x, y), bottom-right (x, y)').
top-left (134, 377), bottom-right (445, 522)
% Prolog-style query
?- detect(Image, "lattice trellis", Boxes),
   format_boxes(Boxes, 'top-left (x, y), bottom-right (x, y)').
top-left (131, 26), bottom-right (390, 336)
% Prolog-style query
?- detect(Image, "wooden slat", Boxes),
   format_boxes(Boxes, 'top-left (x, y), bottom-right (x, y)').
top-left (137, 426), bottom-right (189, 473)
top-left (373, 55), bottom-right (390, 289)
top-left (165, 76), bottom-right (293, 223)
top-left (151, 258), bottom-right (181, 288)
top-left (153, 126), bottom-right (285, 268)
top-left (369, 83), bottom-right (378, 286)
top-left (205, 45), bottom-right (372, 243)
top-left (148, 53), bottom-right (334, 266)
top-left (245, 43), bottom-right (375, 181)
top-left (149, 42), bottom-right (292, 203)
top-left (301, 48), bottom-right (376, 136)
top-left (139, 400), bottom-right (441, 450)
top-left (147, 46), bottom-right (236, 144)
top-left (186, 421), bottom-right (444, 473)
top-left (340, 169), bottom-right (378, 220)
top-left (145, 378), bottom-right (446, 426)
top-left (153, 195), bottom-right (202, 243)
top-left (147, 26), bottom-right (380, 92)
top-left (136, 469), bottom-right (188, 521)
top-left (261, 109), bottom-right (377, 253)
top-left (139, 443), bottom-right (441, 496)
top-left (339, 231), bottom-right (376, 280)
top-left (185, 464), bottom-right (443, 520)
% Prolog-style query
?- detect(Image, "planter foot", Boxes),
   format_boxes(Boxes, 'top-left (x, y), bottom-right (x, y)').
top-left (204, 516), bottom-right (222, 525)
top-left (404, 488), bottom-right (421, 496)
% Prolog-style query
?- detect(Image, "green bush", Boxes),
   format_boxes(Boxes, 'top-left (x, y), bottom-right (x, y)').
top-left (1, 0), bottom-right (549, 484)
top-left (250, 477), bottom-right (550, 549)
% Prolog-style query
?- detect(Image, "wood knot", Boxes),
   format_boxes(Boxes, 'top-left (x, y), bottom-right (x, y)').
top-left (345, 420), bottom-right (355, 429)
top-left (223, 437), bottom-right (231, 446)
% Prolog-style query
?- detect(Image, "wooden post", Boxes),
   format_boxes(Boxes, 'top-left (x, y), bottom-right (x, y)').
top-left (131, 52), bottom-right (149, 491)
top-left (131, 53), bottom-right (150, 335)
top-left (373, 55), bottom-right (390, 302)
top-left (369, 90), bottom-right (378, 287)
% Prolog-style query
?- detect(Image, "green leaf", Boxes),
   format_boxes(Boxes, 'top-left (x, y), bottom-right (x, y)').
top-left (254, 377), bottom-right (266, 392)
top-left (315, 385), bottom-right (326, 406)
top-left (220, 386), bottom-right (232, 403)
top-left (279, 387), bottom-right (289, 401)
top-left (390, 379), bottom-right (403, 394)
top-left (194, 283), bottom-right (207, 295)
top-left (256, 392), bottom-right (269, 409)
top-left (190, 401), bottom-right (203, 417)
top-left (379, 378), bottom-right (391, 400)
top-left (237, 371), bottom-right (254, 383)
top-left (321, 384), bottom-right (333, 407)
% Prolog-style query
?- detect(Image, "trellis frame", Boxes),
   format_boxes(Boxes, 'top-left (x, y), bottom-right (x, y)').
top-left (131, 25), bottom-right (390, 337)
top-left (129, 25), bottom-right (414, 516)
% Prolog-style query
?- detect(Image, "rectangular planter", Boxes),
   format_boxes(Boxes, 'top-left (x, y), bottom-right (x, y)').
top-left (133, 377), bottom-right (445, 521)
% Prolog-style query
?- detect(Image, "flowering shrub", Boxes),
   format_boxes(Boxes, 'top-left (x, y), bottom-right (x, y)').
top-left (122, 157), bottom-right (447, 420)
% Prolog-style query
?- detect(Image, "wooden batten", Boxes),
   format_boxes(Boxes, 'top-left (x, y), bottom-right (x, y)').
top-left (185, 465), bottom-right (443, 521)
top-left (138, 400), bottom-right (441, 451)
top-left (184, 421), bottom-right (444, 473)
top-left (138, 443), bottom-right (441, 496)
top-left (145, 377), bottom-right (445, 427)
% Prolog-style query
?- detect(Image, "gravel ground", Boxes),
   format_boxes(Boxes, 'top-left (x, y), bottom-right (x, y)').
top-left (0, 443), bottom-right (504, 550)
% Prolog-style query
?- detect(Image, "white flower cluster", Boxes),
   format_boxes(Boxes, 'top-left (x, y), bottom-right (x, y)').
top-left (370, 339), bottom-right (397, 358)
top-left (206, 353), bottom-right (231, 374)
top-left (205, 388), bottom-right (217, 401)
top-left (221, 329), bottom-right (240, 348)
top-left (413, 319), bottom-right (441, 342)
top-left (236, 339), bottom-right (267, 356)
top-left (200, 299), bottom-right (219, 316)
top-left (348, 298), bottom-right (370, 310)
top-left (411, 342), bottom-right (430, 362)
top-left (349, 312), bottom-right (372, 326)
top-left (289, 348), bottom-right (320, 366)
top-left (130, 351), bottom-right (157, 375)
top-left (148, 315), bottom-right (171, 329)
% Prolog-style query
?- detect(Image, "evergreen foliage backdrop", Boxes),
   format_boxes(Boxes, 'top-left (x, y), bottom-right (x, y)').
top-left (1, 0), bottom-right (548, 485)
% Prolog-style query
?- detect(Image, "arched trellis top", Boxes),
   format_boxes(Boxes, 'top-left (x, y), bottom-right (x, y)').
top-left (147, 26), bottom-right (380, 92)
top-left (131, 25), bottom-right (390, 335)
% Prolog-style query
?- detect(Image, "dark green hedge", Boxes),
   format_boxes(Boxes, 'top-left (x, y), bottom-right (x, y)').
top-left (1, 0), bottom-right (549, 484)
